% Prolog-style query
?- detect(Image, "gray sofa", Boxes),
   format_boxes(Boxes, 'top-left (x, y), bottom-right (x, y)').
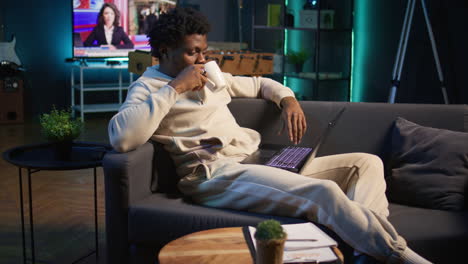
top-left (103, 98), bottom-right (468, 264)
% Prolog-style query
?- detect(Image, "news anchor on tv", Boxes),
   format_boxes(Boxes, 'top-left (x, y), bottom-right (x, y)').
top-left (84, 2), bottom-right (134, 50)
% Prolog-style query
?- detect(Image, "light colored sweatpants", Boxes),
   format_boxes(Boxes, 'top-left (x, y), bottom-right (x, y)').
top-left (178, 153), bottom-right (406, 263)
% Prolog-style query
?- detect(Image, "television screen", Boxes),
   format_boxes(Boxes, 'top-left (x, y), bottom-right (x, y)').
top-left (73, 0), bottom-right (177, 58)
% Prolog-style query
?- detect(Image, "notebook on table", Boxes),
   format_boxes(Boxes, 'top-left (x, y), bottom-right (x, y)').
top-left (241, 107), bottom-right (346, 174)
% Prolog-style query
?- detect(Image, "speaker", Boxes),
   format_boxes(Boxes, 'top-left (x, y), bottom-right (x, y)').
top-left (0, 78), bottom-right (24, 123)
top-left (128, 50), bottom-right (159, 76)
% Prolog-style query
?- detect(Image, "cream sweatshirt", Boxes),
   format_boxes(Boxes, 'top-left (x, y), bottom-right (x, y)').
top-left (108, 65), bottom-right (295, 177)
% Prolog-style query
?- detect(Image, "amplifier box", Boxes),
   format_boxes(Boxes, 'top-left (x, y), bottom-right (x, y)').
top-left (0, 78), bottom-right (24, 123)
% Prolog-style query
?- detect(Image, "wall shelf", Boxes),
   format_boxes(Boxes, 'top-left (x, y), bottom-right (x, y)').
top-left (283, 72), bottom-right (348, 81)
top-left (72, 103), bottom-right (122, 113)
top-left (253, 25), bottom-right (352, 32)
top-left (251, 0), bottom-right (354, 101)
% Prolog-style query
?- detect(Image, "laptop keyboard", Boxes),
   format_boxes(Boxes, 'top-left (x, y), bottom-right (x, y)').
top-left (265, 146), bottom-right (313, 172)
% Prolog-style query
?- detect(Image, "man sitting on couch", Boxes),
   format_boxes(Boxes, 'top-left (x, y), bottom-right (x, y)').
top-left (108, 7), bottom-right (431, 264)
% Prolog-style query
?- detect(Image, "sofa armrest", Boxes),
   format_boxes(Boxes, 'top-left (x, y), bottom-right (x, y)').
top-left (102, 141), bottom-right (155, 264)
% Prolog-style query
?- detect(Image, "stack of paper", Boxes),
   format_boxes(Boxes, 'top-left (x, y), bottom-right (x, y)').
top-left (249, 222), bottom-right (338, 263)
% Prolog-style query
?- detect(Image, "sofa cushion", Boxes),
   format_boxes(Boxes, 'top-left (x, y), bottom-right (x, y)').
top-left (127, 194), bottom-right (352, 257)
top-left (128, 194), bottom-right (354, 260)
top-left (128, 193), bottom-right (306, 246)
top-left (387, 117), bottom-right (468, 211)
top-left (152, 142), bottom-right (180, 194)
top-left (388, 203), bottom-right (468, 263)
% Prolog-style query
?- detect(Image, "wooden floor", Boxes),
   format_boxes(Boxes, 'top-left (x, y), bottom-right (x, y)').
top-left (0, 114), bottom-right (113, 264)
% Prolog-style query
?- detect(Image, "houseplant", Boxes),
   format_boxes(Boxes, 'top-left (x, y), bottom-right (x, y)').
top-left (39, 107), bottom-right (82, 160)
top-left (254, 219), bottom-right (287, 264)
top-left (286, 50), bottom-right (310, 73)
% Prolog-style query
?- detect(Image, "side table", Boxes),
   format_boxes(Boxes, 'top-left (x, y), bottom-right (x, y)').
top-left (2, 141), bottom-right (111, 264)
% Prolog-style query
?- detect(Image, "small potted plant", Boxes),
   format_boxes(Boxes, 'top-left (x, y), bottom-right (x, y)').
top-left (39, 107), bottom-right (82, 160)
top-left (254, 219), bottom-right (287, 264)
top-left (286, 50), bottom-right (310, 73)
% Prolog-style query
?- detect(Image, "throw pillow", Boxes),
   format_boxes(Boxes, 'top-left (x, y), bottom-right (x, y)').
top-left (386, 117), bottom-right (468, 211)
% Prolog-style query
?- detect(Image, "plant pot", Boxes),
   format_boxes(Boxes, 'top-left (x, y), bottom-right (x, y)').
top-left (255, 238), bottom-right (286, 264)
top-left (53, 140), bottom-right (73, 161)
top-left (273, 54), bottom-right (284, 74)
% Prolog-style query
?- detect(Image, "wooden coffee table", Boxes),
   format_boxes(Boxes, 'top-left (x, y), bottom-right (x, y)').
top-left (158, 227), bottom-right (344, 264)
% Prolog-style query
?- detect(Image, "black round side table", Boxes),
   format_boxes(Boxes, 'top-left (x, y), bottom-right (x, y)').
top-left (3, 141), bottom-right (112, 264)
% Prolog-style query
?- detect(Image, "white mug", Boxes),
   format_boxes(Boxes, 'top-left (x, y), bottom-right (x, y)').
top-left (204, 61), bottom-right (227, 92)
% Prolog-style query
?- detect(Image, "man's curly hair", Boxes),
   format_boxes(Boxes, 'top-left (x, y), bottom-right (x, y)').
top-left (148, 7), bottom-right (211, 59)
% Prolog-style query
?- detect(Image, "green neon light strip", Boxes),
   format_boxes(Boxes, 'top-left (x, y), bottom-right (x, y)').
top-left (351, 0), bottom-right (367, 102)
top-left (350, 30), bottom-right (354, 102)
top-left (284, 29), bottom-right (289, 86)
top-left (283, 0), bottom-right (289, 86)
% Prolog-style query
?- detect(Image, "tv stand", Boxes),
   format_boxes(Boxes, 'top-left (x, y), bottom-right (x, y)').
top-left (65, 57), bottom-right (91, 67)
top-left (70, 62), bottom-right (134, 121)
top-left (79, 58), bottom-right (88, 67)
top-left (106, 60), bottom-right (121, 66)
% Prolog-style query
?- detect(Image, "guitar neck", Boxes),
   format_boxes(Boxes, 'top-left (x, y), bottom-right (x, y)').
top-left (0, 24), bottom-right (4, 42)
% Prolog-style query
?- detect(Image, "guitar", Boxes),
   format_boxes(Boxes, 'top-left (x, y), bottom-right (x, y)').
top-left (0, 35), bottom-right (22, 66)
